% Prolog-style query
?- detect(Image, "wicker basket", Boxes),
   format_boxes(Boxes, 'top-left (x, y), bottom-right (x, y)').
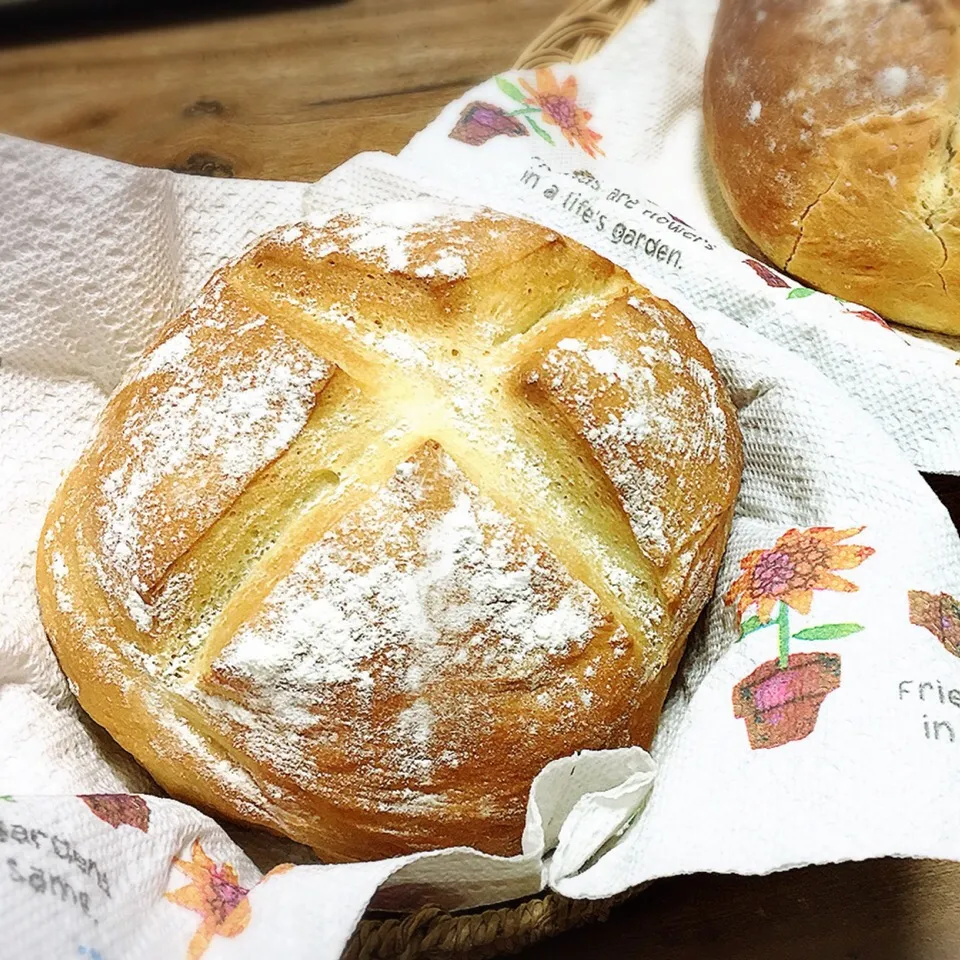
top-left (342, 1), bottom-right (648, 956)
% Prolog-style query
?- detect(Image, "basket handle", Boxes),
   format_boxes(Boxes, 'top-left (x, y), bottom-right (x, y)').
top-left (514, 0), bottom-right (649, 69)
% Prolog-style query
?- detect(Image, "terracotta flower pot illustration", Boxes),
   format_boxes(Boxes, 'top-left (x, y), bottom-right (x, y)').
top-left (733, 652), bottom-right (842, 749)
top-left (449, 101), bottom-right (528, 146)
top-left (725, 526), bottom-right (873, 749)
top-left (80, 793), bottom-right (150, 832)
top-left (908, 589), bottom-right (960, 657)
top-left (744, 257), bottom-right (789, 288)
top-left (844, 306), bottom-right (891, 329)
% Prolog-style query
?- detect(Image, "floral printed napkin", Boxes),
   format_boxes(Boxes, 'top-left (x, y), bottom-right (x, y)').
top-left (5, 5), bottom-right (960, 954)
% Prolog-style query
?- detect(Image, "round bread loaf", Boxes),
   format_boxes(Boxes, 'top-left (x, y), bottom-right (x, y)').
top-left (705, 0), bottom-right (960, 335)
top-left (37, 201), bottom-right (742, 863)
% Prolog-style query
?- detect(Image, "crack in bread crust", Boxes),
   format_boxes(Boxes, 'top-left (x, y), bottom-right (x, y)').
top-left (705, 0), bottom-right (960, 332)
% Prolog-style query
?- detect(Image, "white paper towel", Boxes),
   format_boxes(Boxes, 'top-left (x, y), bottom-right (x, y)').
top-left (4, 2), bottom-right (960, 957)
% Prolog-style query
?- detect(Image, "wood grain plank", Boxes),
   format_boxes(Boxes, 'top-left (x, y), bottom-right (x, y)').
top-left (538, 859), bottom-right (960, 959)
top-left (0, 0), bottom-right (561, 180)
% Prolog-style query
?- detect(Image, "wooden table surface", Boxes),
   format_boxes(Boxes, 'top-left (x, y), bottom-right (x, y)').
top-left (3, 1), bottom-right (960, 956)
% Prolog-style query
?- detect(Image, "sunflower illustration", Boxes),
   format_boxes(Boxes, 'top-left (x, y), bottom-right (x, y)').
top-left (517, 68), bottom-right (604, 157)
top-left (165, 840), bottom-right (251, 959)
top-left (726, 526), bottom-right (874, 749)
top-left (726, 526), bottom-right (875, 626)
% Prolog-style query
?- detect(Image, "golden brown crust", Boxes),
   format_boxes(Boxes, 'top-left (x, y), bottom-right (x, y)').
top-left (705, 0), bottom-right (960, 334)
top-left (37, 201), bottom-right (742, 862)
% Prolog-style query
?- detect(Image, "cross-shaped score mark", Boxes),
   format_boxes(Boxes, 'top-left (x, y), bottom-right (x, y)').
top-left (205, 219), bottom-right (675, 675)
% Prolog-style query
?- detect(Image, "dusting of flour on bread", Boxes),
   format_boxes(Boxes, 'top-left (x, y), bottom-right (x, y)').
top-left (323, 199), bottom-right (490, 278)
top-left (532, 295), bottom-right (733, 568)
top-left (91, 279), bottom-right (330, 632)
top-left (192, 444), bottom-right (626, 810)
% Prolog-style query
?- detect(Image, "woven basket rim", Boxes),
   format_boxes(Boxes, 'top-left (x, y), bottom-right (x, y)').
top-left (344, 1), bottom-right (649, 956)
top-left (514, 0), bottom-right (647, 69)
top-left (344, 887), bottom-right (643, 960)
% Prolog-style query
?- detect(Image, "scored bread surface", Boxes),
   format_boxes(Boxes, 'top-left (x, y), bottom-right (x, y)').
top-left (37, 201), bottom-right (742, 862)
